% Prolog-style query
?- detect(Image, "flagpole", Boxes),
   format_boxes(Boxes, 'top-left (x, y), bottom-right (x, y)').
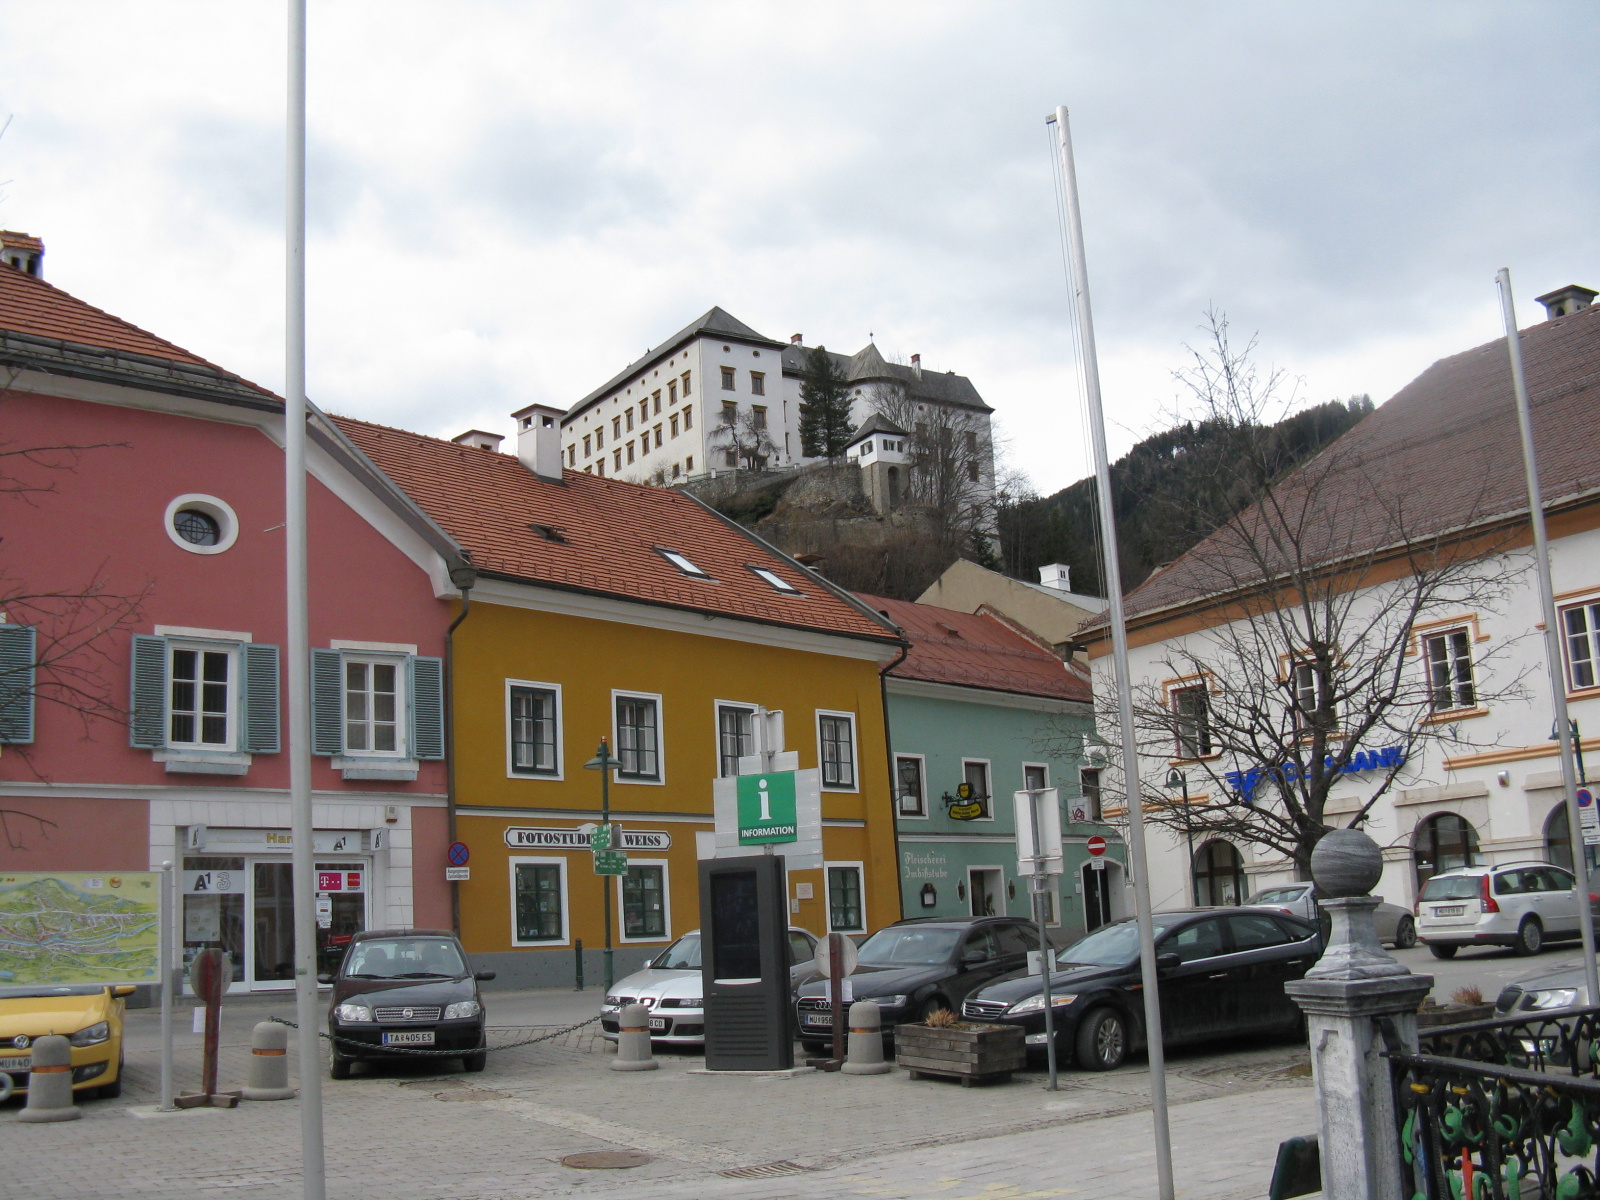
top-left (1048, 104), bottom-right (1175, 1200)
top-left (286, 3), bottom-right (327, 1196)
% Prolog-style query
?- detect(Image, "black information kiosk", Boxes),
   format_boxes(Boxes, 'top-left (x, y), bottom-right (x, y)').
top-left (699, 854), bottom-right (794, 1071)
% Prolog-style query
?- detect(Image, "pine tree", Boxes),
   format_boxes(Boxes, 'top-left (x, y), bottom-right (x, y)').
top-left (798, 346), bottom-right (854, 459)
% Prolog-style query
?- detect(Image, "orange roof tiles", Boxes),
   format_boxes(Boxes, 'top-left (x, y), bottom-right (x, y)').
top-left (860, 593), bottom-right (1089, 702)
top-left (334, 415), bottom-right (901, 646)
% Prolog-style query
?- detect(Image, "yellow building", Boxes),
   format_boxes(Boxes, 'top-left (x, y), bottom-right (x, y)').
top-left (339, 411), bottom-right (906, 987)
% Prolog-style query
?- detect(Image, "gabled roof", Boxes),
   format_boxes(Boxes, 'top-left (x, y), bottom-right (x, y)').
top-left (780, 340), bottom-right (992, 413)
top-left (1100, 300), bottom-right (1600, 629)
top-left (564, 306), bottom-right (786, 424)
top-left (859, 593), bottom-right (1089, 702)
top-left (334, 415), bottom-right (904, 647)
top-left (847, 412), bottom-right (909, 444)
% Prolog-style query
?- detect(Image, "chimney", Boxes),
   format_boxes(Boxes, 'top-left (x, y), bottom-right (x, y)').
top-left (0, 231), bottom-right (44, 278)
top-left (451, 429), bottom-right (505, 453)
top-left (910, 353), bottom-right (922, 379)
top-left (1536, 284), bottom-right (1597, 321)
top-left (790, 333), bottom-right (803, 345)
top-left (1038, 563), bottom-right (1072, 593)
top-left (510, 403), bottom-right (565, 483)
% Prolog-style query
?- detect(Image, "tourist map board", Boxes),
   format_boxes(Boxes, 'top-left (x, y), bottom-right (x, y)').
top-left (0, 872), bottom-right (161, 986)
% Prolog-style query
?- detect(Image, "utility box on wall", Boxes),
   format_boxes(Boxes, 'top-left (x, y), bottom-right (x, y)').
top-left (699, 854), bottom-right (794, 1071)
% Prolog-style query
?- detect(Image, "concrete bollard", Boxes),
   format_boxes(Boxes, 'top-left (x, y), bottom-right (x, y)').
top-left (841, 1001), bottom-right (891, 1075)
top-left (610, 1003), bottom-right (659, 1072)
top-left (17, 1035), bottom-right (81, 1123)
top-left (240, 1021), bottom-right (296, 1101)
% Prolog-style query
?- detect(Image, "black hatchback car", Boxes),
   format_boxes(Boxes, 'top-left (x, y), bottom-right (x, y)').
top-left (322, 929), bottom-right (495, 1078)
top-left (793, 916), bottom-right (1043, 1047)
top-left (962, 908), bottom-right (1320, 1070)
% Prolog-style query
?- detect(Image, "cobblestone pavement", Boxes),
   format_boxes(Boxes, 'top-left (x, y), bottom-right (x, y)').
top-left (3, 992), bottom-right (1317, 1200)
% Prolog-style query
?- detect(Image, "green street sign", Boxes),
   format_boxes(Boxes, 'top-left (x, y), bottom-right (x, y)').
top-left (589, 824), bottom-right (613, 850)
top-left (737, 771), bottom-right (799, 845)
top-left (593, 849), bottom-right (628, 875)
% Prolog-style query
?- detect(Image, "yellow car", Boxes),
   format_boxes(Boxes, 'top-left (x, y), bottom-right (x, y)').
top-left (0, 984), bottom-right (134, 1101)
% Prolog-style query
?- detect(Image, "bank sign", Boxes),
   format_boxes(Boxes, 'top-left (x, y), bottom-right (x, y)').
top-left (1224, 745), bottom-right (1406, 800)
top-left (737, 771), bottom-right (799, 844)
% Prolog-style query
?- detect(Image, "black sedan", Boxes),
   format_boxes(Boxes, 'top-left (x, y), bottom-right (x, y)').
top-left (962, 908), bottom-right (1320, 1070)
top-left (794, 916), bottom-right (1042, 1048)
top-left (321, 928), bottom-right (496, 1078)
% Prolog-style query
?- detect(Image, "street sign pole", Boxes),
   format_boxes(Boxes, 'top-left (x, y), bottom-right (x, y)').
top-left (158, 860), bottom-right (175, 1112)
top-left (601, 761), bottom-right (613, 993)
top-left (1024, 790), bottom-right (1059, 1092)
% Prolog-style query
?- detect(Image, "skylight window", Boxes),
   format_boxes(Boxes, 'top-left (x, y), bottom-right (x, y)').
top-left (656, 547), bottom-right (711, 579)
top-left (747, 565), bottom-right (801, 595)
top-left (529, 523), bottom-right (567, 543)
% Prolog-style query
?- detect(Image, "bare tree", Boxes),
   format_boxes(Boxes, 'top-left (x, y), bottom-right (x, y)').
top-left (1044, 312), bottom-right (1526, 877)
top-left (710, 406), bottom-right (779, 473)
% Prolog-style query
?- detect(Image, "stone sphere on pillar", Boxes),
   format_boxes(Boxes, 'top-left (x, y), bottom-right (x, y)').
top-left (1310, 827), bottom-right (1384, 897)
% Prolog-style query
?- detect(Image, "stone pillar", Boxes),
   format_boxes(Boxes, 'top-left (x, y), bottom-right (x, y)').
top-left (1283, 829), bottom-right (1432, 1200)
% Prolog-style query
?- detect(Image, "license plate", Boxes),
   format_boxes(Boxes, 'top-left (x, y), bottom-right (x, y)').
top-left (0, 1056), bottom-right (28, 1070)
top-left (1433, 905), bottom-right (1466, 916)
top-left (649, 1017), bottom-right (667, 1030)
top-left (382, 1031), bottom-right (435, 1045)
top-left (802, 1013), bottom-right (833, 1028)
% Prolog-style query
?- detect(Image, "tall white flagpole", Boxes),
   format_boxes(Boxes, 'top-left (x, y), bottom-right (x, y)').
top-left (286, 3), bottom-right (327, 1196)
top-left (1497, 269), bottom-right (1600, 1008)
top-left (1049, 105), bottom-right (1175, 1200)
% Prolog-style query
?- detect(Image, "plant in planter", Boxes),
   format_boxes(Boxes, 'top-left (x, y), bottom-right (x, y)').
top-left (1416, 987), bottom-right (1497, 1028)
top-left (894, 1007), bottom-right (1026, 1087)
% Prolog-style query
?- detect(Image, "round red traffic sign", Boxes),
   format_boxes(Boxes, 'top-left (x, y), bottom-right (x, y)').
top-left (1086, 835), bottom-right (1108, 857)
top-left (447, 841), bottom-right (470, 866)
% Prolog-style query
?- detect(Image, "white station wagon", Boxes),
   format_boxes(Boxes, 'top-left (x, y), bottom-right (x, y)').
top-left (1416, 862), bottom-right (1593, 958)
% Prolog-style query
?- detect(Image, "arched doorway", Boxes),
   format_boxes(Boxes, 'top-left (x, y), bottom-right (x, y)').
top-left (1413, 812), bottom-right (1482, 890)
top-left (1546, 803), bottom-right (1573, 872)
top-left (1192, 840), bottom-right (1245, 906)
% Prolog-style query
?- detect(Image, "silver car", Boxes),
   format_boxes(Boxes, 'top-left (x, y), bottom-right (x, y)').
top-left (1416, 862), bottom-right (1593, 958)
top-left (1245, 883), bottom-right (1417, 949)
top-left (600, 927), bottom-right (819, 1046)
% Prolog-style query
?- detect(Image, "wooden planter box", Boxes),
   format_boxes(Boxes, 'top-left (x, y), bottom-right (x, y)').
top-left (894, 1022), bottom-right (1026, 1087)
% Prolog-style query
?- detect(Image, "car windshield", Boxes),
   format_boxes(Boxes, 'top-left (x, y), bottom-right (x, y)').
top-left (343, 937), bottom-right (467, 979)
top-left (1249, 888), bottom-right (1308, 905)
top-left (1057, 917), bottom-right (1183, 967)
top-left (0, 985), bottom-right (108, 999)
top-left (1420, 876), bottom-right (1482, 901)
top-left (652, 933), bottom-right (701, 971)
top-left (857, 926), bottom-right (962, 966)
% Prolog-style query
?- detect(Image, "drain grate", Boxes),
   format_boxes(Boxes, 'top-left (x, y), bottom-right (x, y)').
top-left (719, 1161), bottom-right (808, 1179)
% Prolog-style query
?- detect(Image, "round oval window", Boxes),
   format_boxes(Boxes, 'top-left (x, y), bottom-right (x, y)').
top-left (173, 508), bottom-right (222, 546)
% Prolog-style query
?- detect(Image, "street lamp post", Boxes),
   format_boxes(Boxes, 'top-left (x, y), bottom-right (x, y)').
top-left (1167, 768), bottom-right (1194, 904)
top-left (584, 739), bottom-right (624, 993)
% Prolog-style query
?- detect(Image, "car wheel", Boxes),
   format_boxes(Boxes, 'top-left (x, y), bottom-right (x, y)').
top-left (329, 1054), bottom-right (352, 1080)
top-left (462, 1051), bottom-right (487, 1073)
top-left (1515, 917), bottom-right (1544, 957)
top-left (1074, 1007), bottom-right (1128, 1072)
top-left (1394, 917), bottom-right (1417, 950)
top-left (1428, 943), bottom-right (1458, 960)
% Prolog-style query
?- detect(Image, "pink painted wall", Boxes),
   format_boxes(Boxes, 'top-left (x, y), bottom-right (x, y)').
top-left (0, 796), bottom-right (149, 871)
top-left (410, 805), bottom-right (454, 929)
top-left (0, 388), bottom-right (451, 796)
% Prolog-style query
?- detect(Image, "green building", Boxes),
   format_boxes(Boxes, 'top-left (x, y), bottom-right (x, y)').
top-left (862, 594), bottom-right (1124, 944)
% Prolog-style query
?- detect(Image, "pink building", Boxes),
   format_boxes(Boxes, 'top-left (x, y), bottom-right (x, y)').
top-left (0, 237), bottom-right (467, 994)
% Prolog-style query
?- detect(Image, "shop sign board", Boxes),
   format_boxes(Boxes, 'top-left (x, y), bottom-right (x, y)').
top-left (0, 871), bottom-right (161, 986)
top-left (316, 871), bottom-right (364, 893)
top-left (504, 827), bottom-right (671, 851)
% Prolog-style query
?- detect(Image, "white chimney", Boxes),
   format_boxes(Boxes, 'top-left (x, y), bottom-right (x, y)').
top-left (1536, 284), bottom-right (1597, 321)
top-left (0, 231), bottom-right (44, 278)
top-left (1038, 563), bottom-right (1072, 592)
top-left (511, 403), bottom-right (565, 483)
top-left (451, 429), bottom-right (504, 453)
top-left (910, 353), bottom-right (922, 378)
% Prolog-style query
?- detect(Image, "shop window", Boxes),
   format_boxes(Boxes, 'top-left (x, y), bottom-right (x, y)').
top-left (717, 703), bottom-right (755, 777)
top-left (182, 856), bottom-right (246, 982)
top-left (1425, 629), bottom-right (1477, 712)
top-left (1412, 812), bottom-right (1482, 890)
top-left (1172, 685), bottom-right (1213, 758)
top-left (827, 863), bottom-right (864, 933)
top-left (615, 693), bottom-right (661, 781)
top-left (508, 683), bottom-right (560, 776)
top-left (1192, 840), bottom-right (1245, 906)
top-left (896, 755), bottom-right (926, 816)
top-left (513, 861), bottom-right (567, 943)
top-left (818, 712), bottom-right (857, 789)
top-left (621, 864), bottom-right (668, 940)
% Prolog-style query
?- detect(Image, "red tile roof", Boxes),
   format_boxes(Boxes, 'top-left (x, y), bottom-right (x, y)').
top-left (334, 415), bottom-right (902, 646)
top-left (0, 231), bottom-right (43, 255)
top-left (859, 594), bottom-right (1089, 702)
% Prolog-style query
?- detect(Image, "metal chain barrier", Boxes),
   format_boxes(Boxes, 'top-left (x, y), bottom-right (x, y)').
top-left (269, 1013), bottom-right (603, 1058)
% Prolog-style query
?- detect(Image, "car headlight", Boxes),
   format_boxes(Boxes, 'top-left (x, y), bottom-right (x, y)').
top-left (1525, 988), bottom-right (1581, 1011)
top-left (602, 996), bottom-right (621, 1008)
top-left (333, 1003), bottom-right (374, 1023)
top-left (662, 997), bottom-right (702, 1009)
top-left (1007, 993), bottom-right (1078, 1016)
top-left (443, 1000), bottom-right (481, 1020)
top-left (68, 1021), bottom-right (110, 1047)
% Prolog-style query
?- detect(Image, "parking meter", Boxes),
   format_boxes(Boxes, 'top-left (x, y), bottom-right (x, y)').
top-left (699, 854), bottom-right (794, 1071)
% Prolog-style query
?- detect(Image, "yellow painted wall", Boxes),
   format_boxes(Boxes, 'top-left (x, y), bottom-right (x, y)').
top-left (450, 600), bottom-right (900, 965)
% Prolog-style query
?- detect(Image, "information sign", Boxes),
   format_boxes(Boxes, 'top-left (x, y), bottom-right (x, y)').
top-left (589, 823), bottom-right (614, 851)
top-left (593, 849), bottom-right (629, 875)
top-left (0, 871), bottom-right (161, 986)
top-left (737, 771), bottom-right (799, 844)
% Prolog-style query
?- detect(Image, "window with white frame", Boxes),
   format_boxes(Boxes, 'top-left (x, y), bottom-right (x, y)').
top-left (961, 759), bottom-right (993, 818)
top-left (1564, 601), bottom-right (1600, 690)
top-left (343, 657), bottom-right (403, 755)
top-left (717, 703), bottom-right (755, 777)
top-left (896, 755), bottom-right (926, 816)
top-left (818, 712), bottom-right (856, 789)
top-left (826, 863), bottom-right (865, 933)
top-left (615, 693), bottom-right (661, 781)
top-left (509, 683), bottom-right (560, 776)
top-left (1291, 660), bottom-right (1336, 729)
top-left (1172, 684), bottom-right (1213, 758)
top-left (169, 644), bottom-right (235, 748)
top-left (1023, 763), bottom-right (1049, 792)
top-left (1424, 628), bottom-right (1477, 712)
top-left (620, 863), bottom-right (668, 940)
top-left (512, 859), bottom-right (567, 944)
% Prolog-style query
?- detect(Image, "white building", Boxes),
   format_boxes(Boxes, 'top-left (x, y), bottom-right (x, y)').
top-left (1082, 285), bottom-right (1600, 916)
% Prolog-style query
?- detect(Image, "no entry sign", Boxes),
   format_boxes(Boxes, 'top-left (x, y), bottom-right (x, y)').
top-left (1086, 835), bottom-right (1108, 857)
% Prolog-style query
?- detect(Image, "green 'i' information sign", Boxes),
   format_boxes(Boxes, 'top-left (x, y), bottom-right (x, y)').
top-left (737, 771), bottom-right (799, 844)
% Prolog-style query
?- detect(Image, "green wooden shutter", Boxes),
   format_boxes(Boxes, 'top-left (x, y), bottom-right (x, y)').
top-left (129, 634), bottom-right (168, 748)
top-left (409, 655), bottom-right (444, 760)
top-left (242, 644), bottom-right (281, 754)
top-left (311, 648), bottom-right (343, 755)
top-left (0, 625), bottom-right (37, 744)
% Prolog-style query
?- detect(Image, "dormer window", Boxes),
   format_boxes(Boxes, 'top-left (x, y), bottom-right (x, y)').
top-left (747, 565), bottom-right (801, 595)
top-left (656, 547), bottom-right (711, 579)
top-left (529, 523), bottom-right (567, 543)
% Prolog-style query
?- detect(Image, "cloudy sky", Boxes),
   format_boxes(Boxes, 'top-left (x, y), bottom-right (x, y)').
top-left (1, 1), bottom-right (1594, 495)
